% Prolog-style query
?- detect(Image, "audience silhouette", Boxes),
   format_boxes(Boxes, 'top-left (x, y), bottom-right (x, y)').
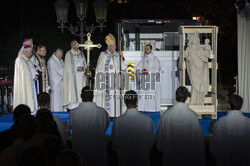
top-left (0, 87), bottom-right (249, 166)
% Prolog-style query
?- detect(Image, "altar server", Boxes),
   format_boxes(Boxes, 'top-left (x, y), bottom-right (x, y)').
top-left (47, 49), bottom-right (64, 112)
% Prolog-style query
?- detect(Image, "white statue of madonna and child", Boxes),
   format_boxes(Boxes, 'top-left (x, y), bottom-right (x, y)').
top-left (185, 33), bottom-right (214, 105)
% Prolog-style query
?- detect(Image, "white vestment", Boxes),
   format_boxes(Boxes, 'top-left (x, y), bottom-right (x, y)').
top-left (93, 50), bottom-right (128, 117)
top-left (111, 108), bottom-right (154, 166)
top-left (69, 102), bottom-right (110, 166)
top-left (13, 54), bottom-right (38, 113)
top-left (48, 54), bottom-right (64, 112)
top-left (210, 110), bottom-right (250, 166)
top-left (136, 52), bottom-right (161, 112)
top-left (156, 102), bottom-right (205, 166)
top-left (18, 47), bottom-right (39, 94)
top-left (30, 55), bottom-right (41, 82)
top-left (18, 52), bottom-right (38, 80)
top-left (63, 49), bottom-right (86, 109)
top-left (30, 55), bottom-right (42, 72)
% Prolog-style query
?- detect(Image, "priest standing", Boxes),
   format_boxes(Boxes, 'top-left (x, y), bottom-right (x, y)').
top-left (69, 86), bottom-right (110, 166)
top-left (33, 45), bottom-right (49, 93)
top-left (13, 45), bottom-right (38, 113)
top-left (112, 90), bottom-right (154, 166)
top-left (47, 49), bottom-right (64, 112)
top-left (136, 44), bottom-right (161, 112)
top-left (210, 95), bottom-right (250, 166)
top-left (17, 38), bottom-right (38, 87)
top-left (156, 86), bottom-right (205, 166)
top-left (63, 40), bottom-right (87, 109)
top-left (94, 34), bottom-right (127, 117)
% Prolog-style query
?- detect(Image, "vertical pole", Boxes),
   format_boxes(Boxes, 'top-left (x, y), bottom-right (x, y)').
top-left (86, 49), bottom-right (90, 86)
top-left (178, 27), bottom-right (184, 86)
top-left (212, 26), bottom-right (218, 115)
top-left (86, 36), bottom-right (90, 86)
top-left (118, 22), bottom-right (123, 116)
top-left (135, 28), bottom-right (140, 51)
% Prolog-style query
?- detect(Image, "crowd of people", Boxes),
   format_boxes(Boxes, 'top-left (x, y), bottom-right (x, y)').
top-left (13, 34), bottom-right (163, 118)
top-left (2, 34), bottom-right (250, 166)
top-left (1, 85), bottom-right (250, 166)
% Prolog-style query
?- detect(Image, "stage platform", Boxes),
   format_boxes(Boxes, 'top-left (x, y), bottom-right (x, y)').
top-left (1, 112), bottom-right (250, 136)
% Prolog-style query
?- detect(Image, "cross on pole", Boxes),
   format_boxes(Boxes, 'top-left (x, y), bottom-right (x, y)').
top-left (78, 33), bottom-right (102, 86)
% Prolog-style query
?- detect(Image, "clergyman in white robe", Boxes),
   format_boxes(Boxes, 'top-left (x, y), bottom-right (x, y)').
top-left (47, 50), bottom-right (64, 112)
top-left (136, 45), bottom-right (161, 112)
top-left (17, 38), bottom-right (39, 92)
top-left (94, 50), bottom-right (127, 117)
top-left (94, 34), bottom-right (128, 117)
top-left (63, 40), bottom-right (86, 110)
top-left (210, 95), bottom-right (250, 166)
top-left (156, 86), bottom-right (205, 166)
top-left (14, 46), bottom-right (38, 113)
top-left (17, 38), bottom-right (33, 56)
top-left (112, 90), bottom-right (154, 166)
top-left (69, 86), bottom-right (110, 166)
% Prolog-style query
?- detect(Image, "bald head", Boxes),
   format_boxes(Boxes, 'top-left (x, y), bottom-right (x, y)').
top-left (55, 49), bottom-right (63, 59)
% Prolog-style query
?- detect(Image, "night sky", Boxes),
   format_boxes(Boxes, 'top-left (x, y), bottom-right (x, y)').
top-left (0, 0), bottom-right (238, 91)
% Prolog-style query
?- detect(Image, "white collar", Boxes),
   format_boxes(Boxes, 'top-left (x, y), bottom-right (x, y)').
top-left (228, 110), bottom-right (243, 115)
top-left (71, 48), bottom-right (80, 54)
top-left (107, 50), bottom-right (117, 56)
top-left (52, 54), bottom-right (61, 61)
top-left (145, 52), bottom-right (154, 57)
top-left (20, 53), bottom-right (29, 60)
